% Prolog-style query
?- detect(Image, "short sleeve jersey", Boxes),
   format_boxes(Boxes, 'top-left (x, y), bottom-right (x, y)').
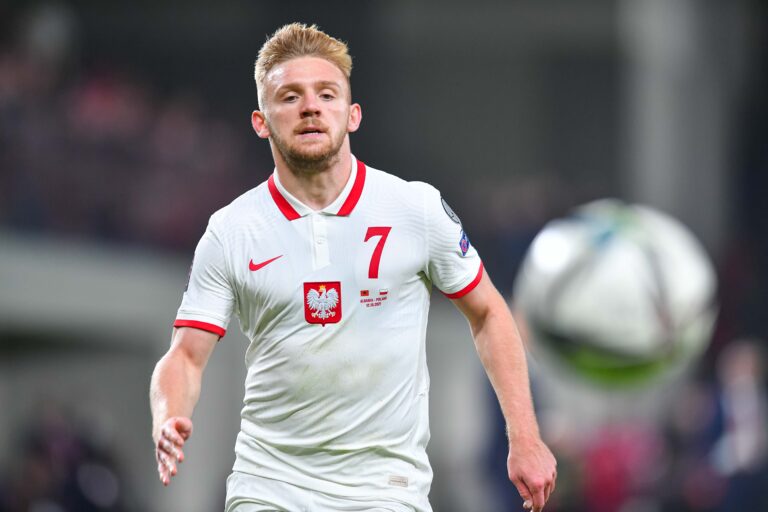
top-left (175, 156), bottom-right (482, 510)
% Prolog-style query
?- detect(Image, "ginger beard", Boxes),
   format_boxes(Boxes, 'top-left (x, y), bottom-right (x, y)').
top-left (266, 113), bottom-right (349, 174)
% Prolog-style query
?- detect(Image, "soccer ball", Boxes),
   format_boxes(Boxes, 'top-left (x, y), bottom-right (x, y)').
top-left (513, 199), bottom-right (718, 386)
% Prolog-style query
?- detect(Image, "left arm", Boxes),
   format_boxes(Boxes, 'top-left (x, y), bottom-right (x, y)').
top-left (452, 269), bottom-right (557, 512)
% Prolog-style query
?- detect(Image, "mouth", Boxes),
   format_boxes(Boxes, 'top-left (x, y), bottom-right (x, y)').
top-left (296, 125), bottom-right (327, 136)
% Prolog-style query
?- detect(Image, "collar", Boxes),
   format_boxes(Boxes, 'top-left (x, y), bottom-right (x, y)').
top-left (268, 155), bottom-right (367, 221)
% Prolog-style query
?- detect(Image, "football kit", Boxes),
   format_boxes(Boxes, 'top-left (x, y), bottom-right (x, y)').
top-left (175, 156), bottom-right (482, 511)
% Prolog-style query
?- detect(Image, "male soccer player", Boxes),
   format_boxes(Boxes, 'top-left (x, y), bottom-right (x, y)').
top-left (150, 23), bottom-right (556, 512)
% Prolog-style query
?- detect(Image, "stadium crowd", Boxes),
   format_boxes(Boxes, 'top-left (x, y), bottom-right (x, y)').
top-left (0, 43), bottom-right (270, 252)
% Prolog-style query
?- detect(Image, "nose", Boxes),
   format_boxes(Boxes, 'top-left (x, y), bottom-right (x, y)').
top-left (300, 94), bottom-right (321, 118)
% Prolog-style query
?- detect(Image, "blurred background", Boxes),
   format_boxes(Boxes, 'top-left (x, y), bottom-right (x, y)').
top-left (1, 0), bottom-right (767, 511)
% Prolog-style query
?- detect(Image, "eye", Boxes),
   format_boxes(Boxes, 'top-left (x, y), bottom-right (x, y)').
top-left (283, 94), bottom-right (299, 103)
top-left (320, 92), bottom-right (335, 100)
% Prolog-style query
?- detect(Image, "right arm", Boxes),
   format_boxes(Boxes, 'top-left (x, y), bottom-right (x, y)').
top-left (150, 326), bottom-right (219, 486)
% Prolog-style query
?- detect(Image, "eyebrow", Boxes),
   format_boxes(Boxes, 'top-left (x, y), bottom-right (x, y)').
top-left (275, 80), bottom-right (343, 94)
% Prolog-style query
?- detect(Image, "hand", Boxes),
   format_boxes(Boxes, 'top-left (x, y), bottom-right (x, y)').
top-left (507, 435), bottom-right (557, 512)
top-left (154, 416), bottom-right (193, 486)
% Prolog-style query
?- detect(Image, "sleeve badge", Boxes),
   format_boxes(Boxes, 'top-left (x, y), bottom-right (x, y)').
top-left (459, 231), bottom-right (471, 256)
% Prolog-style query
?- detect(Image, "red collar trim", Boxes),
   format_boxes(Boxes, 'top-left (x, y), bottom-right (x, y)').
top-left (268, 174), bottom-right (301, 220)
top-left (336, 159), bottom-right (366, 216)
top-left (268, 159), bottom-right (367, 221)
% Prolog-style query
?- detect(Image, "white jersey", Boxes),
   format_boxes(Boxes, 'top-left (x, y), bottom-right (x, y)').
top-left (175, 156), bottom-right (482, 510)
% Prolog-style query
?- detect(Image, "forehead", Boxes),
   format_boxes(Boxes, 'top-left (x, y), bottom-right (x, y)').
top-left (264, 56), bottom-right (348, 92)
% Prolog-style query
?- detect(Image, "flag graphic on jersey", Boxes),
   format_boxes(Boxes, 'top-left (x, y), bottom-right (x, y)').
top-left (459, 231), bottom-right (470, 256)
top-left (304, 282), bottom-right (342, 326)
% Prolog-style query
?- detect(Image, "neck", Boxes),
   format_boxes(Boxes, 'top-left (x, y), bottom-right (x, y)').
top-left (272, 141), bottom-right (353, 211)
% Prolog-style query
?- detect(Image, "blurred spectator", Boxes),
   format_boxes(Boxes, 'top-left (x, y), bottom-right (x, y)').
top-left (711, 339), bottom-right (768, 511)
top-left (0, 404), bottom-right (128, 512)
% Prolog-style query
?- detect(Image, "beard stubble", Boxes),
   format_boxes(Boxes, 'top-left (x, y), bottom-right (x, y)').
top-left (268, 119), bottom-right (347, 175)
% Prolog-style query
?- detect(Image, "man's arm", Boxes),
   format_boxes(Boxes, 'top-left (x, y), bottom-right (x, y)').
top-left (452, 269), bottom-right (556, 512)
top-left (149, 326), bottom-right (219, 486)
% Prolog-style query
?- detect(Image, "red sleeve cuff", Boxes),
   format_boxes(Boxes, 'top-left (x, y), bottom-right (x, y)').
top-left (443, 262), bottom-right (484, 299)
top-left (174, 319), bottom-right (226, 338)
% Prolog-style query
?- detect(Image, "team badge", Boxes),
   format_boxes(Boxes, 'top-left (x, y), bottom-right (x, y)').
top-left (304, 282), bottom-right (342, 326)
top-left (441, 197), bottom-right (462, 225)
top-left (459, 231), bottom-right (471, 256)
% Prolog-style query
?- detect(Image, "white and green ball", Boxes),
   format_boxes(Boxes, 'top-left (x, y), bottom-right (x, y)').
top-left (514, 199), bottom-right (717, 386)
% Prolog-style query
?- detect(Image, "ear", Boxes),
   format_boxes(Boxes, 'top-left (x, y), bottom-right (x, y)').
top-left (347, 103), bottom-right (362, 133)
top-left (251, 110), bottom-right (270, 139)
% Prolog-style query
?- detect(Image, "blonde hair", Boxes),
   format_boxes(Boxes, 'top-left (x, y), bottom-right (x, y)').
top-left (254, 23), bottom-right (353, 107)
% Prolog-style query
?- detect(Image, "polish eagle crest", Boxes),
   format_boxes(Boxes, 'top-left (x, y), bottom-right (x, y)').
top-left (306, 284), bottom-right (339, 320)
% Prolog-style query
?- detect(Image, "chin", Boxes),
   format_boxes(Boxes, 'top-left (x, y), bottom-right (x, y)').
top-left (293, 147), bottom-right (333, 162)
top-left (292, 138), bottom-right (342, 159)
top-left (282, 146), bottom-right (339, 171)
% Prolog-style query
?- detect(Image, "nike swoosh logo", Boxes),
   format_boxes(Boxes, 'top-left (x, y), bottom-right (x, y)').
top-left (249, 255), bottom-right (283, 271)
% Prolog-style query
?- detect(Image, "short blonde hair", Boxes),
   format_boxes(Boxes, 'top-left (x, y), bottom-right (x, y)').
top-left (254, 23), bottom-right (353, 107)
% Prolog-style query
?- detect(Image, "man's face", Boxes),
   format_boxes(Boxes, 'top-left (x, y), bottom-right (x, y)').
top-left (253, 56), bottom-right (361, 171)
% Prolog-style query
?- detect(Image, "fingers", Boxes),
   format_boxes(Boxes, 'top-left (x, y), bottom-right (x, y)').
top-left (512, 478), bottom-right (533, 511)
top-left (157, 460), bottom-right (167, 486)
top-left (546, 469), bottom-right (557, 501)
top-left (513, 475), bottom-right (553, 512)
top-left (156, 432), bottom-right (186, 485)
top-left (156, 451), bottom-right (175, 486)
top-left (172, 416), bottom-right (194, 439)
top-left (154, 417), bottom-right (194, 486)
top-left (530, 484), bottom-right (547, 512)
top-left (159, 435), bottom-right (185, 462)
top-left (162, 424), bottom-right (187, 448)
top-left (158, 446), bottom-right (177, 473)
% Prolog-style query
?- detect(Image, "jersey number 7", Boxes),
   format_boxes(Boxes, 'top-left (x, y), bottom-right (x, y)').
top-left (364, 227), bottom-right (392, 279)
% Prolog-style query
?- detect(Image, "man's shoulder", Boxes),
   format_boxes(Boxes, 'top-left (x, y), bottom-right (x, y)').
top-left (364, 164), bottom-right (438, 201)
top-left (207, 180), bottom-right (270, 232)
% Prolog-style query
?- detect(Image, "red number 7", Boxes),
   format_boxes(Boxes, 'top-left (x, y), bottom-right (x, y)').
top-left (364, 227), bottom-right (392, 279)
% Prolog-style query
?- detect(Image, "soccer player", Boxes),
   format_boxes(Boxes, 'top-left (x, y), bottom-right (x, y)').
top-left (150, 23), bottom-right (556, 512)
